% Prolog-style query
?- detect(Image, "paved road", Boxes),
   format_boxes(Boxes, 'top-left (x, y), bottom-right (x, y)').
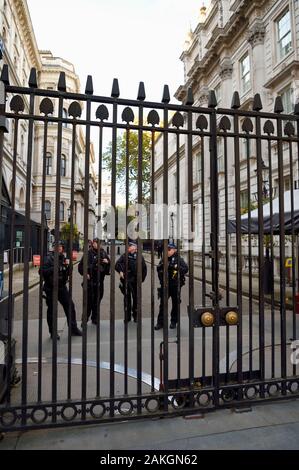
top-left (8, 257), bottom-right (299, 403)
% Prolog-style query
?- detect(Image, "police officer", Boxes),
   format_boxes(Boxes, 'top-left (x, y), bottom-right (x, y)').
top-left (155, 242), bottom-right (188, 330)
top-left (42, 241), bottom-right (82, 339)
top-left (115, 241), bottom-right (147, 323)
top-left (78, 238), bottom-right (110, 325)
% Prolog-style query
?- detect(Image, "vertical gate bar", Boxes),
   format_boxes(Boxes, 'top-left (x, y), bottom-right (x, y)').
top-left (223, 132), bottom-right (231, 378)
top-left (96, 123), bottom-right (104, 397)
top-left (37, 117), bottom-right (49, 402)
top-left (109, 99), bottom-right (117, 417)
top-left (187, 108), bottom-right (195, 395)
top-left (67, 121), bottom-right (77, 400)
top-left (52, 92), bottom-right (64, 422)
top-left (176, 131), bottom-right (181, 384)
top-left (256, 113), bottom-right (265, 387)
top-left (0, 79), bottom-right (7, 343)
top-left (21, 90), bottom-right (35, 425)
top-left (296, 112), bottom-right (299, 378)
top-left (137, 104), bottom-right (143, 414)
top-left (7, 116), bottom-right (18, 405)
top-left (201, 135), bottom-right (206, 382)
top-left (233, 108), bottom-right (243, 388)
top-left (288, 134), bottom-right (296, 376)
top-left (150, 128), bottom-right (155, 393)
top-left (267, 138), bottom-right (275, 379)
top-left (210, 107), bottom-right (219, 405)
top-left (82, 98), bottom-right (91, 417)
top-left (246, 134), bottom-right (253, 380)
top-left (124, 125), bottom-right (129, 396)
top-left (0, 85), bottom-right (5, 279)
top-left (162, 102), bottom-right (169, 411)
top-left (277, 113), bottom-right (287, 392)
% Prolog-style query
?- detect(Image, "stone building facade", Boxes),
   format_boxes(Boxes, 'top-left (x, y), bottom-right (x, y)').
top-left (0, 0), bottom-right (97, 246)
top-left (154, 0), bottom-right (299, 277)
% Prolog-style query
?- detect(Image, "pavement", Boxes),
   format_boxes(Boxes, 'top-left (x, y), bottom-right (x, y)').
top-left (1, 399), bottom-right (299, 450)
top-left (1, 252), bottom-right (299, 450)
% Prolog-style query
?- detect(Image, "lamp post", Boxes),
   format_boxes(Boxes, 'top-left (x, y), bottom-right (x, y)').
top-left (253, 159), bottom-right (275, 201)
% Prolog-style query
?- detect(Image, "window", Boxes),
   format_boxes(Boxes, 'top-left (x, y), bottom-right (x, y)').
top-left (20, 135), bottom-right (24, 160)
top-left (240, 53), bottom-right (251, 94)
top-left (240, 190), bottom-right (249, 211)
top-left (60, 202), bottom-right (65, 221)
top-left (61, 155), bottom-right (66, 177)
top-left (277, 10), bottom-right (292, 60)
top-left (62, 108), bottom-right (68, 128)
top-left (280, 85), bottom-right (294, 114)
top-left (217, 139), bottom-right (224, 173)
top-left (196, 153), bottom-right (202, 184)
top-left (214, 83), bottom-right (221, 106)
top-left (173, 172), bottom-right (177, 201)
top-left (242, 136), bottom-right (251, 160)
top-left (45, 201), bottom-right (51, 220)
top-left (46, 152), bottom-right (52, 175)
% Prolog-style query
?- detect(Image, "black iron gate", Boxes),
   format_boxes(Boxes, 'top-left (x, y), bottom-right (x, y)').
top-left (0, 65), bottom-right (299, 432)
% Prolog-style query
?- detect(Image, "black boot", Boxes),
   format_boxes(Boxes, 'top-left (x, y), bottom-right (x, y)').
top-left (50, 332), bottom-right (60, 340)
top-left (71, 327), bottom-right (82, 337)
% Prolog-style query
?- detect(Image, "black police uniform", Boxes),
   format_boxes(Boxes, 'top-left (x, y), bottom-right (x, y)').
top-left (156, 253), bottom-right (188, 328)
top-left (42, 252), bottom-right (80, 336)
top-left (78, 247), bottom-right (110, 324)
top-left (115, 251), bottom-right (147, 322)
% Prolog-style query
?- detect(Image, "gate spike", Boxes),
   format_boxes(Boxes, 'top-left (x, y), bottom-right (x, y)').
top-left (28, 68), bottom-right (38, 88)
top-left (185, 87), bottom-right (194, 106)
top-left (274, 95), bottom-right (283, 114)
top-left (231, 91), bottom-right (240, 109)
top-left (162, 85), bottom-right (170, 103)
top-left (111, 78), bottom-right (120, 98)
top-left (137, 82), bottom-right (146, 101)
top-left (85, 75), bottom-right (94, 95)
top-left (209, 90), bottom-right (217, 108)
top-left (58, 72), bottom-right (66, 92)
top-left (253, 93), bottom-right (263, 111)
top-left (0, 64), bottom-right (9, 85)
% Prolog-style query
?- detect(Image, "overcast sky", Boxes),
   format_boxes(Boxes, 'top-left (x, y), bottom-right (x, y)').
top-left (27, 0), bottom-right (210, 103)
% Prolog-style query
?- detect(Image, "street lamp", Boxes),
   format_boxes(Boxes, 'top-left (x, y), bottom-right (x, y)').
top-left (253, 159), bottom-right (273, 201)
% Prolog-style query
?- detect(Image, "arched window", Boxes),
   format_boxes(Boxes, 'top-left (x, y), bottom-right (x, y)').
top-left (61, 155), bottom-right (66, 177)
top-left (21, 135), bottom-right (24, 160)
top-left (45, 201), bottom-right (51, 220)
top-left (60, 202), bottom-right (65, 221)
top-left (46, 152), bottom-right (52, 175)
top-left (62, 108), bottom-right (68, 128)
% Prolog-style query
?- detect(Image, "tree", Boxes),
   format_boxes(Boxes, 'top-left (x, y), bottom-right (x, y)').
top-left (60, 222), bottom-right (79, 252)
top-left (103, 131), bottom-right (152, 203)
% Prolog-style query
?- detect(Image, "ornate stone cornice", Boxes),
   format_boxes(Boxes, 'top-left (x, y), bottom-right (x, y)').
top-left (197, 86), bottom-right (209, 107)
top-left (219, 57), bottom-right (233, 80)
top-left (12, 0), bottom-right (42, 69)
top-left (247, 18), bottom-right (265, 47)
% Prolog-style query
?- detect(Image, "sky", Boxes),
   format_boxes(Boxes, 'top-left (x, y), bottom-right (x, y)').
top-left (27, 0), bottom-right (210, 103)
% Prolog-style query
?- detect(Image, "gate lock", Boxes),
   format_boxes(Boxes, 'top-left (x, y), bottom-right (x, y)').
top-left (189, 306), bottom-right (239, 328)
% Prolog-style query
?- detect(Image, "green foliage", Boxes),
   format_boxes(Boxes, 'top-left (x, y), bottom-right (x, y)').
top-left (103, 131), bottom-right (152, 203)
top-left (60, 222), bottom-right (79, 241)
